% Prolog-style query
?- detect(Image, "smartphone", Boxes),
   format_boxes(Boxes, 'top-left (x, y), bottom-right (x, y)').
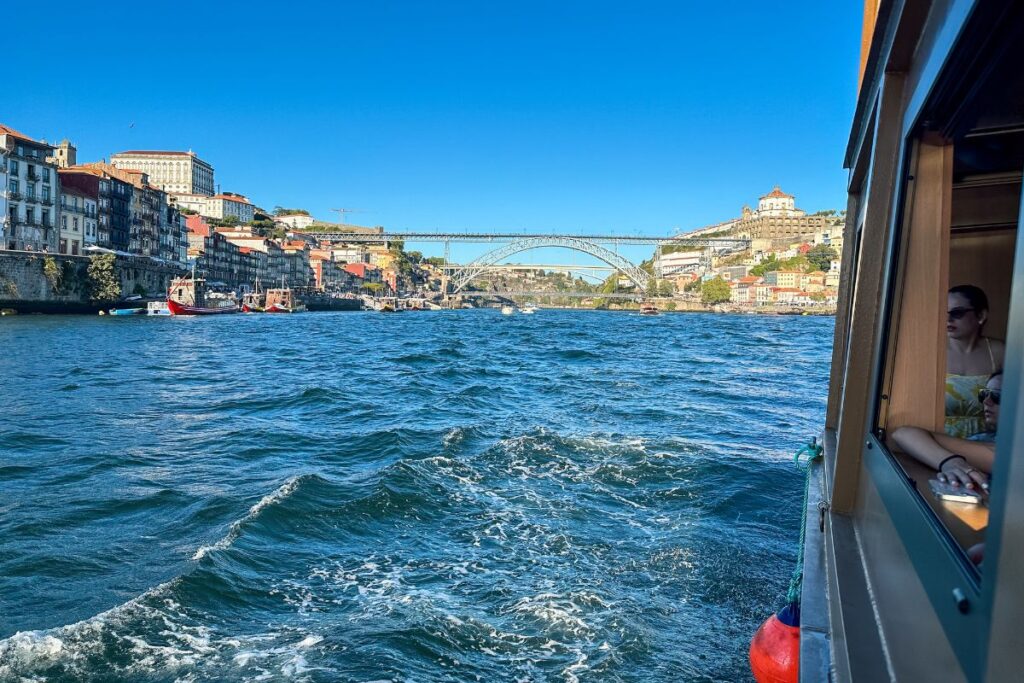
top-left (929, 478), bottom-right (983, 504)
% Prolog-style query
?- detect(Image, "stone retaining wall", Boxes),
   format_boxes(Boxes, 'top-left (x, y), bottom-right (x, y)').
top-left (0, 251), bottom-right (185, 314)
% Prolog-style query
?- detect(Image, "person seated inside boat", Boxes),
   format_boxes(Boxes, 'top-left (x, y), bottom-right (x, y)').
top-left (892, 371), bottom-right (1002, 494)
top-left (945, 285), bottom-right (1004, 438)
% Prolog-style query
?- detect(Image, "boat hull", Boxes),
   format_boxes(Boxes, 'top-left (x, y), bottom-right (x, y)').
top-left (167, 299), bottom-right (240, 316)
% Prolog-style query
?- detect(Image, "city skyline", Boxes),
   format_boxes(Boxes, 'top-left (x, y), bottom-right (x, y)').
top-left (6, 1), bottom-right (861, 256)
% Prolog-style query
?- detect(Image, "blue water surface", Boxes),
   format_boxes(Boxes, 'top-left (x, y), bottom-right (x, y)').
top-left (0, 309), bottom-right (833, 682)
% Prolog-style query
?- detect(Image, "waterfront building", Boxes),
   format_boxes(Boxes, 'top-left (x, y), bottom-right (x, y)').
top-left (342, 262), bottom-right (381, 284)
top-left (110, 150), bottom-right (214, 196)
top-left (280, 240), bottom-right (314, 288)
top-left (0, 141), bottom-right (7, 249)
top-left (274, 213), bottom-right (315, 230)
top-left (61, 167), bottom-right (122, 249)
top-left (58, 187), bottom-right (96, 254)
top-left (186, 215), bottom-right (250, 286)
top-left (219, 229), bottom-right (286, 285)
top-left (1, 125), bottom-right (59, 252)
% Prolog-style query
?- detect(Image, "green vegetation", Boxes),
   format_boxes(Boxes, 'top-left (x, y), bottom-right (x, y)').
top-left (805, 244), bottom-right (837, 272)
top-left (210, 215), bottom-right (240, 228)
top-left (750, 254), bottom-right (809, 277)
top-left (273, 207), bottom-right (310, 216)
top-left (701, 276), bottom-right (731, 304)
top-left (251, 219), bottom-right (286, 239)
top-left (178, 207), bottom-right (198, 215)
top-left (132, 283), bottom-right (148, 297)
top-left (87, 254), bottom-right (121, 303)
top-left (425, 256), bottom-right (446, 267)
top-left (43, 257), bottom-right (62, 292)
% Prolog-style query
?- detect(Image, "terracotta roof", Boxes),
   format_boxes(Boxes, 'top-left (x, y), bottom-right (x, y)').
top-left (0, 123), bottom-right (39, 143)
top-left (212, 193), bottom-right (251, 204)
top-left (761, 186), bottom-right (794, 199)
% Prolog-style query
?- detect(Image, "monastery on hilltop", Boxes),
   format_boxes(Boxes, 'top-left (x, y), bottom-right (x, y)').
top-left (685, 186), bottom-right (840, 245)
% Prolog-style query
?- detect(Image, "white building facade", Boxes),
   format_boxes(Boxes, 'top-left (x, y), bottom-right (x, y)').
top-left (755, 186), bottom-right (805, 218)
top-left (1, 126), bottom-right (59, 252)
top-left (59, 188), bottom-right (96, 254)
top-left (655, 249), bottom-right (703, 277)
top-left (110, 150), bottom-right (215, 196)
top-left (172, 192), bottom-right (254, 223)
top-left (273, 213), bottom-right (315, 230)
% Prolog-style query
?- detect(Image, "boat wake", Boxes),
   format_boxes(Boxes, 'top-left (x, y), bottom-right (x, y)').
top-left (192, 474), bottom-right (308, 560)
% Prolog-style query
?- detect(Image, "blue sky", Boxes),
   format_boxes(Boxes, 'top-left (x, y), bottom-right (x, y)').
top-left (6, 1), bottom-right (861, 263)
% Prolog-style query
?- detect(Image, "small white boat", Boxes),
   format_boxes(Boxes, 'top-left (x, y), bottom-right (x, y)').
top-left (501, 305), bottom-right (515, 315)
top-left (147, 301), bottom-right (171, 316)
top-left (521, 303), bottom-right (537, 315)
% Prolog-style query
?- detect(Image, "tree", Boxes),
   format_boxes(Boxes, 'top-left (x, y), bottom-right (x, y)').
top-left (87, 254), bottom-right (121, 303)
top-left (701, 276), bottom-right (731, 304)
top-left (212, 215), bottom-right (240, 228)
top-left (273, 206), bottom-right (310, 216)
top-left (805, 244), bottom-right (838, 272)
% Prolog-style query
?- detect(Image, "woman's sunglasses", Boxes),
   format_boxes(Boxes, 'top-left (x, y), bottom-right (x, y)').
top-left (979, 389), bottom-right (1001, 405)
top-left (948, 307), bottom-right (976, 321)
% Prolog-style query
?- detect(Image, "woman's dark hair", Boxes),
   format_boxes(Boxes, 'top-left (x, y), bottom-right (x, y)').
top-left (989, 370), bottom-right (1003, 381)
top-left (949, 284), bottom-right (989, 312)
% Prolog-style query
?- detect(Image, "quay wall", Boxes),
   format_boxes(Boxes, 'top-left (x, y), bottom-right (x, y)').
top-left (0, 251), bottom-right (184, 314)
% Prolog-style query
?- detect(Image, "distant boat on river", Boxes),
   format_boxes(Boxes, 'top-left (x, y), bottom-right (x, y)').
top-left (167, 276), bottom-right (239, 315)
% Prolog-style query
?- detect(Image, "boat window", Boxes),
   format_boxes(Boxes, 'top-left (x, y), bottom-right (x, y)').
top-left (875, 43), bottom-right (1024, 576)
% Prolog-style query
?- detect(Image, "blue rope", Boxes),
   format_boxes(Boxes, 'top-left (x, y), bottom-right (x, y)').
top-left (785, 438), bottom-right (824, 606)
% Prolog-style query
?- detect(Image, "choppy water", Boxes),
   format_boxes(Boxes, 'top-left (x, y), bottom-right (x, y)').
top-left (0, 310), bottom-right (832, 682)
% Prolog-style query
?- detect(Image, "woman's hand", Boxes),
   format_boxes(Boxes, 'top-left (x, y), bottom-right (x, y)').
top-left (938, 456), bottom-right (990, 497)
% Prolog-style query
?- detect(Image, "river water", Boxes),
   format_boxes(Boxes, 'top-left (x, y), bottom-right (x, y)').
top-left (0, 310), bottom-right (832, 682)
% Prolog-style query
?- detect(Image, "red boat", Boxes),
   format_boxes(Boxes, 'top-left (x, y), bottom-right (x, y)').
top-left (167, 276), bottom-right (239, 315)
top-left (264, 287), bottom-right (306, 313)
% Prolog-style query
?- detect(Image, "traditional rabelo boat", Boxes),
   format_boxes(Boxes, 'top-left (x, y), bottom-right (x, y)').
top-left (241, 279), bottom-right (266, 313)
top-left (166, 276), bottom-right (239, 315)
top-left (750, 2), bottom-right (1024, 681)
top-left (264, 287), bottom-right (306, 313)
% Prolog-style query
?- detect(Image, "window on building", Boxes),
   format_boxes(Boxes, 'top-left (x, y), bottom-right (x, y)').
top-left (62, 215), bottom-right (67, 229)
top-left (42, 210), bottom-right (50, 227)
top-left (42, 186), bottom-right (50, 201)
top-left (42, 168), bottom-right (50, 183)
top-left (8, 179), bottom-right (17, 195)
top-left (9, 160), bottom-right (18, 177)
top-left (73, 217), bottom-right (79, 232)
top-left (26, 183), bottom-right (35, 200)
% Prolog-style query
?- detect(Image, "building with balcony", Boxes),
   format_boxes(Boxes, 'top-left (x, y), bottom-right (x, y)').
top-left (59, 187), bottom-right (97, 255)
top-left (1, 124), bottom-right (59, 252)
top-left (110, 150), bottom-right (214, 196)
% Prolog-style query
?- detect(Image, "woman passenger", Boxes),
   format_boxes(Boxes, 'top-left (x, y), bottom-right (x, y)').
top-left (892, 372), bottom-right (1002, 493)
top-left (945, 285), bottom-right (1004, 438)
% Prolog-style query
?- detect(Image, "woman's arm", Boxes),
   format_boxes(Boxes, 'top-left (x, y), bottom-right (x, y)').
top-left (890, 426), bottom-right (993, 491)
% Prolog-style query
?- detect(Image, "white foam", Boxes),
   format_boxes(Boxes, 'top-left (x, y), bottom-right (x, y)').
top-left (192, 475), bottom-right (305, 561)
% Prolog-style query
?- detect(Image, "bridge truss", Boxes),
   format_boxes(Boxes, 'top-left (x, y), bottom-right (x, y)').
top-left (448, 236), bottom-right (652, 292)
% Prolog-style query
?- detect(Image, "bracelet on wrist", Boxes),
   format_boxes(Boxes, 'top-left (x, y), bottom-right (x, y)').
top-left (938, 454), bottom-right (966, 471)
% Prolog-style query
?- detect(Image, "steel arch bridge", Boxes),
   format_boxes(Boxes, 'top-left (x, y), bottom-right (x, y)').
top-left (449, 236), bottom-right (650, 293)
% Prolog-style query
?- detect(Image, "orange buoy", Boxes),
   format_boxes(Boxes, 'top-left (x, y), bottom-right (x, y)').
top-left (749, 603), bottom-right (800, 683)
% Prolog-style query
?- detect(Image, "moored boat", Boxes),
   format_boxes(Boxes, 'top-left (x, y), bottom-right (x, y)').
top-left (146, 301), bottom-right (171, 316)
top-left (265, 287), bottom-right (306, 313)
top-left (167, 276), bottom-right (239, 315)
top-left (107, 306), bottom-right (145, 316)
